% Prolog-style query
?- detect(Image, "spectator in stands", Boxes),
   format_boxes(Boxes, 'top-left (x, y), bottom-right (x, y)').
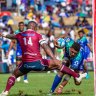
top-left (74, 17), bottom-right (82, 29)
top-left (47, 29), bottom-right (55, 55)
top-left (69, 27), bottom-right (75, 40)
top-left (81, 17), bottom-right (90, 27)
top-left (0, 40), bottom-right (10, 58)
top-left (6, 24), bottom-right (14, 34)
top-left (46, 29), bottom-right (57, 74)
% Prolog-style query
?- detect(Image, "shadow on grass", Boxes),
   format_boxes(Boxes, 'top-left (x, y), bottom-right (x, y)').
top-left (8, 94), bottom-right (41, 96)
top-left (8, 93), bottom-right (49, 96)
top-left (53, 92), bottom-right (80, 95)
top-left (9, 94), bottom-right (45, 96)
top-left (8, 89), bottom-right (81, 96)
top-left (8, 92), bottom-right (80, 96)
top-left (8, 94), bottom-right (50, 96)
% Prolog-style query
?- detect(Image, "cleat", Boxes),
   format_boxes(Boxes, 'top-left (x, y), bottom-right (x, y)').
top-left (0, 91), bottom-right (8, 96)
top-left (16, 77), bottom-right (21, 82)
top-left (47, 92), bottom-right (53, 96)
top-left (47, 71), bottom-right (51, 74)
top-left (47, 93), bottom-right (52, 96)
top-left (86, 73), bottom-right (90, 79)
top-left (47, 90), bottom-right (53, 96)
top-left (75, 73), bottom-right (87, 83)
top-left (24, 80), bottom-right (29, 83)
top-left (53, 70), bottom-right (57, 74)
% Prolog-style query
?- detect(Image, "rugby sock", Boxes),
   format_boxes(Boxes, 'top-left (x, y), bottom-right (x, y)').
top-left (60, 65), bottom-right (79, 78)
top-left (86, 72), bottom-right (90, 79)
top-left (51, 75), bottom-right (62, 93)
top-left (24, 74), bottom-right (27, 80)
top-left (4, 75), bottom-right (16, 92)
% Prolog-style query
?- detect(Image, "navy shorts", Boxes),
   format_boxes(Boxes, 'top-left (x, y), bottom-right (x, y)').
top-left (18, 59), bottom-right (50, 74)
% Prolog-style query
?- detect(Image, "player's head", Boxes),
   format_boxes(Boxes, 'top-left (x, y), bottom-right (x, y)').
top-left (18, 22), bottom-right (25, 32)
top-left (27, 20), bottom-right (38, 31)
top-left (69, 42), bottom-right (81, 58)
top-left (78, 29), bottom-right (85, 38)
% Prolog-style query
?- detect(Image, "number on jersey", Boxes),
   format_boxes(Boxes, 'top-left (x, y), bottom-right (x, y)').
top-left (23, 37), bottom-right (33, 46)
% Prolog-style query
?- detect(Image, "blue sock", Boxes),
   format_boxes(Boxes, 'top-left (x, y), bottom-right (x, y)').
top-left (51, 75), bottom-right (62, 93)
top-left (24, 74), bottom-right (27, 80)
top-left (86, 72), bottom-right (90, 79)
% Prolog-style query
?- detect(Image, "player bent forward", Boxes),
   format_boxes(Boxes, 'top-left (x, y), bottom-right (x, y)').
top-left (50, 37), bottom-right (87, 94)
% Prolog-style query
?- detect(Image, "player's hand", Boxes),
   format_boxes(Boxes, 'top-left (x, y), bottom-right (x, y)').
top-left (54, 39), bottom-right (59, 47)
top-left (0, 33), bottom-right (3, 37)
top-left (0, 33), bottom-right (6, 37)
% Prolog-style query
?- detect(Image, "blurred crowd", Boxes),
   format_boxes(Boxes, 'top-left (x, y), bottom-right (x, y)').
top-left (0, 0), bottom-right (93, 72)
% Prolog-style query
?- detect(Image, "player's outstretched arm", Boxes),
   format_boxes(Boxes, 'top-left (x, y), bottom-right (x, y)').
top-left (0, 33), bottom-right (16, 39)
top-left (41, 43), bottom-right (56, 60)
top-left (6, 34), bottom-right (16, 39)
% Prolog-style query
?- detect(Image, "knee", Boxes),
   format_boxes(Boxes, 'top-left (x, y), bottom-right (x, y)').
top-left (64, 75), bottom-right (71, 81)
top-left (58, 71), bottom-right (64, 77)
top-left (12, 71), bottom-right (18, 78)
top-left (12, 68), bottom-right (22, 78)
top-left (62, 60), bottom-right (70, 67)
top-left (53, 60), bottom-right (61, 68)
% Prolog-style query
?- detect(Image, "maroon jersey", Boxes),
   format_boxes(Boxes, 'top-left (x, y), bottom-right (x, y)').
top-left (15, 29), bottom-right (46, 62)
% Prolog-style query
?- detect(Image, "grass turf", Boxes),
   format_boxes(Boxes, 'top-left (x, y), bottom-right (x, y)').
top-left (0, 72), bottom-right (94, 96)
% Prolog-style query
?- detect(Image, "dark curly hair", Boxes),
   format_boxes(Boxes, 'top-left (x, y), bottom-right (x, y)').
top-left (71, 42), bottom-right (81, 52)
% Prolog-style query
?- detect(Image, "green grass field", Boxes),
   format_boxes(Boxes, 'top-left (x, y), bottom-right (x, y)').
top-left (0, 72), bottom-right (94, 96)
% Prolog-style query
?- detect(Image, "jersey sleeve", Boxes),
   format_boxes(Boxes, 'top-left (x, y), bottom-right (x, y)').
top-left (37, 33), bottom-right (47, 45)
top-left (14, 33), bottom-right (21, 40)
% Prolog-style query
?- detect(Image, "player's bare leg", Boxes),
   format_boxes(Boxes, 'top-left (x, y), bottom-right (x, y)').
top-left (83, 60), bottom-right (90, 79)
top-left (55, 74), bottom-right (81, 94)
top-left (16, 58), bottom-right (28, 83)
top-left (55, 74), bottom-right (70, 94)
top-left (16, 60), bottom-right (21, 82)
top-left (48, 60), bottom-right (87, 94)
top-left (54, 71), bottom-right (86, 94)
top-left (48, 59), bottom-right (79, 78)
top-left (0, 67), bottom-right (24, 96)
